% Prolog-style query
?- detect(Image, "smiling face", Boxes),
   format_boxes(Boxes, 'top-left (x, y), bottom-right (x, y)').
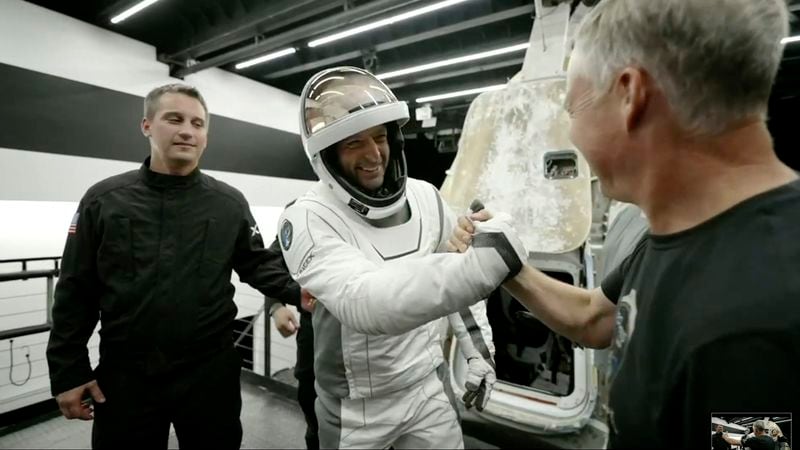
top-left (142, 92), bottom-right (208, 174)
top-left (563, 49), bottom-right (656, 203)
top-left (335, 124), bottom-right (390, 191)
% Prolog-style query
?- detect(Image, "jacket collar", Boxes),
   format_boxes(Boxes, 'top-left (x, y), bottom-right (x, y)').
top-left (139, 156), bottom-right (202, 189)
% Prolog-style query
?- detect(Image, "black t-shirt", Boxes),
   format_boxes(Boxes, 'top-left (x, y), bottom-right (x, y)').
top-left (742, 434), bottom-right (779, 450)
top-left (712, 431), bottom-right (732, 450)
top-left (600, 178), bottom-right (800, 448)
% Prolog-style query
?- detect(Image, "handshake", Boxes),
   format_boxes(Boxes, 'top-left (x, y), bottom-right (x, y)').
top-left (446, 201), bottom-right (527, 412)
top-left (447, 201), bottom-right (528, 285)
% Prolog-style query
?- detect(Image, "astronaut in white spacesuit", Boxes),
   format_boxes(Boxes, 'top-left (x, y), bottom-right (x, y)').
top-left (277, 67), bottom-right (527, 449)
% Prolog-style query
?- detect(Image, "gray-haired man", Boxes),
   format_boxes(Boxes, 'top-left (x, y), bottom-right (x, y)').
top-left (452, 0), bottom-right (800, 447)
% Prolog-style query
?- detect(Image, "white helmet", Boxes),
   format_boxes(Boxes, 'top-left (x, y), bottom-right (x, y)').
top-left (300, 66), bottom-right (410, 219)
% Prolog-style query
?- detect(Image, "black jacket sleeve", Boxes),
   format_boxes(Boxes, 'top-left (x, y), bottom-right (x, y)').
top-left (46, 199), bottom-right (101, 396)
top-left (264, 236), bottom-right (302, 310)
top-left (232, 203), bottom-right (300, 306)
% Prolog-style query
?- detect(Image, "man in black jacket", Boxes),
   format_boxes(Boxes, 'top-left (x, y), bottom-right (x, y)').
top-left (266, 235), bottom-right (318, 450)
top-left (712, 424), bottom-right (732, 450)
top-left (46, 84), bottom-right (298, 449)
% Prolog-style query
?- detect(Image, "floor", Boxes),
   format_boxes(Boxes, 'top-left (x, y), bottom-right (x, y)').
top-left (0, 381), bottom-right (306, 449)
top-left (0, 376), bottom-right (497, 449)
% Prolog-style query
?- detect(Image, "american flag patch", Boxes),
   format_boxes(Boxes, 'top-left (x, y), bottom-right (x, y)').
top-left (68, 212), bottom-right (79, 235)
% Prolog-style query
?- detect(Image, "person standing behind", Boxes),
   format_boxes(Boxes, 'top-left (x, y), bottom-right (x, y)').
top-left (46, 84), bottom-right (299, 449)
top-left (265, 235), bottom-right (319, 450)
top-left (768, 422), bottom-right (790, 450)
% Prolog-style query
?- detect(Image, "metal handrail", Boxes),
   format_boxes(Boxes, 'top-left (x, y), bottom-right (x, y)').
top-left (234, 304), bottom-right (265, 348)
top-left (0, 256), bottom-right (62, 263)
top-left (0, 257), bottom-right (61, 341)
top-left (0, 325), bottom-right (52, 342)
top-left (0, 270), bottom-right (59, 283)
top-left (0, 257), bottom-right (269, 375)
top-left (0, 256), bottom-right (61, 273)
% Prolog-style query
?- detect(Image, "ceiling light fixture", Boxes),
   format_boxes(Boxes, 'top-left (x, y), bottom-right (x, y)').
top-left (308, 0), bottom-right (473, 48)
top-left (110, 0), bottom-right (160, 24)
top-left (377, 42), bottom-right (529, 80)
top-left (416, 83), bottom-right (506, 103)
top-left (781, 35), bottom-right (800, 44)
top-left (235, 48), bottom-right (297, 70)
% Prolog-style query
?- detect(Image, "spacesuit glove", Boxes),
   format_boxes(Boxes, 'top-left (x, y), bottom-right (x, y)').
top-left (469, 212), bottom-right (528, 283)
top-left (462, 356), bottom-right (496, 412)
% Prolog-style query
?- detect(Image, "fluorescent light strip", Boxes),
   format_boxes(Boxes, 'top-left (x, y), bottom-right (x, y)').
top-left (782, 35), bottom-right (800, 44)
top-left (416, 84), bottom-right (506, 103)
top-left (110, 0), bottom-right (160, 24)
top-left (308, 0), bottom-right (472, 48)
top-left (377, 42), bottom-right (528, 80)
top-left (235, 48), bottom-right (297, 70)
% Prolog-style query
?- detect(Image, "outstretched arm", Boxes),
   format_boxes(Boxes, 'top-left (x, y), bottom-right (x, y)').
top-left (451, 211), bottom-right (618, 349)
top-left (278, 204), bottom-right (526, 336)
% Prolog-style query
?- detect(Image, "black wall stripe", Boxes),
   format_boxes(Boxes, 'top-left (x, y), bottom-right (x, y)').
top-left (0, 62), bottom-right (316, 181)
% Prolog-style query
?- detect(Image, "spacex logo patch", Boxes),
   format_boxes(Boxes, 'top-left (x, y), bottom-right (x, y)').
top-left (280, 219), bottom-right (293, 251)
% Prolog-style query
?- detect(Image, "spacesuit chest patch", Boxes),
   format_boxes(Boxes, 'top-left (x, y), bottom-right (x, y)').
top-left (280, 219), bottom-right (293, 251)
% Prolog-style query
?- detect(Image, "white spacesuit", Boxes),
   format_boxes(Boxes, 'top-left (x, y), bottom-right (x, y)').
top-left (278, 67), bottom-right (526, 449)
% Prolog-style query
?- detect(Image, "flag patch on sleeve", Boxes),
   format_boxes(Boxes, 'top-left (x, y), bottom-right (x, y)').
top-left (68, 212), bottom-right (79, 234)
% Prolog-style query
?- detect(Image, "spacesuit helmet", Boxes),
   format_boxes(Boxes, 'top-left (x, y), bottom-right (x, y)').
top-left (300, 66), bottom-right (409, 219)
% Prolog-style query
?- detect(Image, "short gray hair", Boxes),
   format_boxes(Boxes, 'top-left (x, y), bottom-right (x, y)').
top-left (753, 420), bottom-right (767, 433)
top-left (144, 83), bottom-right (209, 121)
top-left (573, 0), bottom-right (789, 135)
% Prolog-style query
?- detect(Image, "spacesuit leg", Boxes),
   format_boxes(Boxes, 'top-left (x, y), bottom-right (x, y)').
top-left (392, 365), bottom-right (464, 450)
top-left (315, 385), bottom-right (400, 449)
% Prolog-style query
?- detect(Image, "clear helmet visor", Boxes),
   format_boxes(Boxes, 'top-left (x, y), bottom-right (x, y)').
top-left (302, 67), bottom-right (405, 140)
top-left (298, 66), bottom-right (410, 220)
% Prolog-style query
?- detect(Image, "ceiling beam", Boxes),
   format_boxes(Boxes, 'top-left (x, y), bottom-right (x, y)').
top-left (172, 0), bottom-right (425, 78)
top-left (163, 0), bottom-right (343, 61)
top-left (262, 4), bottom-right (534, 80)
top-left (386, 56), bottom-right (524, 89)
